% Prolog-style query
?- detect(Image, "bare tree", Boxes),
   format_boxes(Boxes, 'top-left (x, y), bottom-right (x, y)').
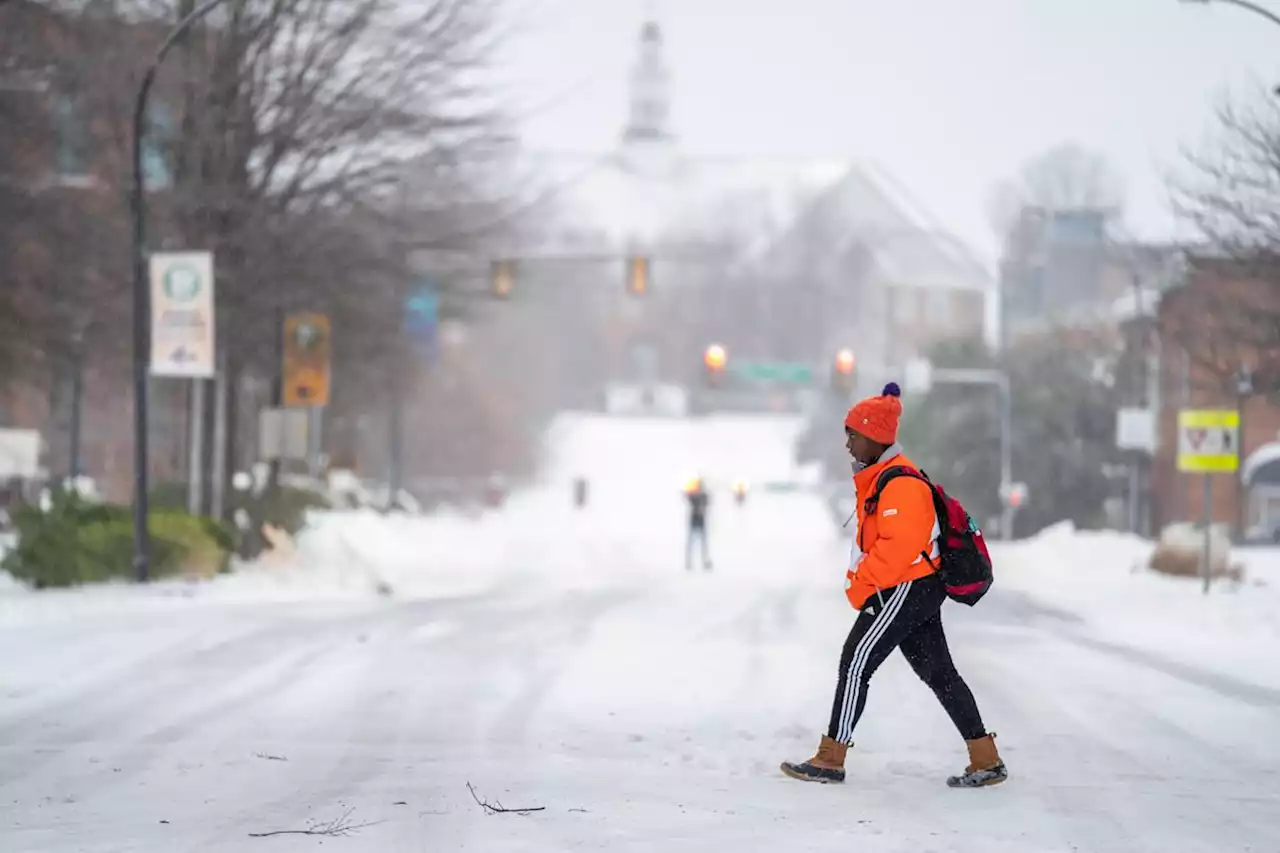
top-left (1170, 89), bottom-right (1280, 397)
top-left (987, 142), bottom-right (1125, 237)
top-left (0, 0), bottom-right (517, 495)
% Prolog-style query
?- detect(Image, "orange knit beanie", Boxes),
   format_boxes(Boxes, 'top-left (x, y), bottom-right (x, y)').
top-left (844, 382), bottom-right (902, 445)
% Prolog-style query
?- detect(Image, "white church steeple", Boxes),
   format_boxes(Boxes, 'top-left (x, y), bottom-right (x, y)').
top-left (622, 10), bottom-right (673, 145)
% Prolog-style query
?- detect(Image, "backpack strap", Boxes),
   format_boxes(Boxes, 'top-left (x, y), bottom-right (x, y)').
top-left (863, 465), bottom-right (927, 516)
top-left (863, 466), bottom-right (944, 573)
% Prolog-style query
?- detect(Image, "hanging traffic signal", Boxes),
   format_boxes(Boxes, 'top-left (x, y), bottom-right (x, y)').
top-left (626, 256), bottom-right (650, 296)
top-left (283, 313), bottom-right (332, 407)
top-left (704, 343), bottom-right (727, 387)
top-left (831, 347), bottom-right (855, 394)
top-left (490, 259), bottom-right (516, 299)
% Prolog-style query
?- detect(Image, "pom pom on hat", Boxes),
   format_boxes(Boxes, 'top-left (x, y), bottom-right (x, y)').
top-left (882, 382), bottom-right (901, 398)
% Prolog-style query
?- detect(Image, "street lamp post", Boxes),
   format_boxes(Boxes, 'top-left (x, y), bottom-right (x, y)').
top-left (1180, 0), bottom-right (1280, 29)
top-left (130, 0), bottom-right (228, 582)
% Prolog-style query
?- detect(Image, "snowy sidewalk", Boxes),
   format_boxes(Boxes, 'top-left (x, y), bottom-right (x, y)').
top-left (993, 522), bottom-right (1280, 694)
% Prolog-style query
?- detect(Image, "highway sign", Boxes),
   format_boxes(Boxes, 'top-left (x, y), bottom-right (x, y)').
top-left (733, 361), bottom-right (813, 383)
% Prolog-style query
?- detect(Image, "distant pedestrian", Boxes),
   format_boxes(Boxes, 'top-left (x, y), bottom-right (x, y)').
top-left (684, 477), bottom-right (712, 571)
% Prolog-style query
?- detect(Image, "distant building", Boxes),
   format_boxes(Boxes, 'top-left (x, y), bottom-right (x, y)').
top-left (0, 0), bottom-right (186, 499)
top-left (508, 12), bottom-right (994, 395)
top-left (1152, 256), bottom-right (1280, 540)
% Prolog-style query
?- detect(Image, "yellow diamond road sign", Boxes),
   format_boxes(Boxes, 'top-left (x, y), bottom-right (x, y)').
top-left (1177, 409), bottom-right (1240, 473)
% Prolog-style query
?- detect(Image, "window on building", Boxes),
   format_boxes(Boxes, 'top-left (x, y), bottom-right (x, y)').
top-left (953, 291), bottom-right (985, 333)
top-left (142, 101), bottom-right (174, 189)
top-left (892, 287), bottom-right (916, 326)
top-left (52, 94), bottom-right (89, 178)
top-left (925, 288), bottom-right (950, 321)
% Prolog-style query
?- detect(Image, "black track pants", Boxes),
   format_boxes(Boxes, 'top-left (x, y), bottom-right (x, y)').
top-left (827, 574), bottom-right (987, 744)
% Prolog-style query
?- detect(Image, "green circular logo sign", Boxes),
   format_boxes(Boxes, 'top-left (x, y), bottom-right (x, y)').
top-left (163, 264), bottom-right (202, 302)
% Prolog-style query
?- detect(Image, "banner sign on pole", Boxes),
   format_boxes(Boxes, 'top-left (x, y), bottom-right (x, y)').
top-left (1177, 409), bottom-right (1240, 473)
top-left (150, 251), bottom-right (215, 378)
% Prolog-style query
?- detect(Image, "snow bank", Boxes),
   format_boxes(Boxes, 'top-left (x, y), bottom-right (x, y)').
top-left (994, 522), bottom-right (1280, 690)
top-left (0, 508), bottom-right (513, 626)
top-left (0, 412), bottom-right (846, 625)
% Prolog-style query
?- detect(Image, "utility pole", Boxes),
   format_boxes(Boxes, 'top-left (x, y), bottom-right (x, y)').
top-left (268, 303), bottom-right (284, 494)
top-left (68, 326), bottom-right (83, 483)
top-left (210, 350), bottom-right (228, 520)
top-left (996, 267), bottom-right (1016, 540)
top-left (1128, 271), bottom-right (1146, 537)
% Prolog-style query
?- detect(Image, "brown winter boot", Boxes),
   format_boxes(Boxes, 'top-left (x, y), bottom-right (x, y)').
top-left (946, 732), bottom-right (1008, 788)
top-left (780, 735), bottom-right (848, 783)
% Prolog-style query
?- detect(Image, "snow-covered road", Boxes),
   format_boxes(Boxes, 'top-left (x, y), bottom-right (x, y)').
top-left (2, 413), bottom-right (1278, 852)
top-left (3, 533), bottom-right (1278, 851)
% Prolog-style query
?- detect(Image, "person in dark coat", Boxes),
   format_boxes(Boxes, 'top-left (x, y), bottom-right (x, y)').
top-left (684, 477), bottom-right (712, 571)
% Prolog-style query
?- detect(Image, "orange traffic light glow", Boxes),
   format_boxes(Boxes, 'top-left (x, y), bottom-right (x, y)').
top-left (628, 257), bottom-right (649, 295)
top-left (835, 348), bottom-right (855, 374)
top-left (704, 343), bottom-right (727, 371)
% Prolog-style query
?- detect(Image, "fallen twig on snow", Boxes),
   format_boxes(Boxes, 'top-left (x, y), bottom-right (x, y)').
top-left (467, 781), bottom-right (545, 815)
top-left (248, 808), bottom-right (378, 838)
top-left (253, 753), bottom-right (288, 762)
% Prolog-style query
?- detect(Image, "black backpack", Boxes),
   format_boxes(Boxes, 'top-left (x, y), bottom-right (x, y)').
top-left (862, 466), bottom-right (994, 606)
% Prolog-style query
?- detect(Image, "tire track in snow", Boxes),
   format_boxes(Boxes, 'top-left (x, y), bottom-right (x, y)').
top-left (966, 623), bottom-right (1280, 852)
top-left (0, 607), bottom-right (387, 793)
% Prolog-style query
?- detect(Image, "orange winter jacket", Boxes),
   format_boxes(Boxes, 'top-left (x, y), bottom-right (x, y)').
top-left (844, 446), bottom-right (940, 610)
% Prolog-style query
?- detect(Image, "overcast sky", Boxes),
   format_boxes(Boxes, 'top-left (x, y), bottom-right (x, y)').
top-left (494, 0), bottom-right (1280, 262)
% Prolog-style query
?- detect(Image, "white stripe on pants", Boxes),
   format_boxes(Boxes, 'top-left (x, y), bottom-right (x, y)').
top-left (835, 580), bottom-right (914, 743)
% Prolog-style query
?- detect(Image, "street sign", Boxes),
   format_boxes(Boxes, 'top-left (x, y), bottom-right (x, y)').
top-left (1177, 409), bottom-right (1240, 473)
top-left (404, 280), bottom-right (439, 362)
top-left (733, 361), bottom-right (812, 383)
top-left (0, 428), bottom-right (41, 479)
top-left (283, 313), bottom-right (332, 407)
top-left (905, 357), bottom-right (933, 395)
top-left (259, 408), bottom-right (309, 460)
top-left (149, 251), bottom-right (215, 378)
top-left (1116, 407), bottom-right (1156, 454)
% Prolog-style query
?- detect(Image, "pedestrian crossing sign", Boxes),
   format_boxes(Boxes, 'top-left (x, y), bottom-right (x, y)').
top-left (1177, 409), bottom-right (1240, 473)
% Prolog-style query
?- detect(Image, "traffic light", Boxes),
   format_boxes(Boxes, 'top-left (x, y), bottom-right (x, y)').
top-left (626, 256), bottom-right (650, 296)
top-left (703, 343), bottom-right (727, 387)
top-left (490, 259), bottom-right (516, 299)
top-left (831, 347), bottom-right (856, 394)
top-left (1001, 482), bottom-right (1028, 510)
top-left (282, 313), bottom-right (332, 407)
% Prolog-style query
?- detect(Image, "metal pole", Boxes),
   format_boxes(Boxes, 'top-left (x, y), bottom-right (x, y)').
top-left (187, 379), bottom-right (206, 515)
top-left (210, 352), bottom-right (228, 520)
top-left (1202, 474), bottom-right (1213, 594)
top-left (998, 371), bottom-right (1013, 539)
top-left (996, 263), bottom-right (1014, 540)
top-left (1194, 0), bottom-right (1280, 30)
top-left (130, 0), bottom-right (230, 582)
top-left (1129, 271), bottom-right (1144, 537)
top-left (1128, 462), bottom-right (1140, 535)
top-left (68, 334), bottom-right (83, 482)
top-left (388, 364), bottom-right (403, 508)
top-left (268, 305), bottom-right (285, 492)
top-left (308, 406), bottom-right (323, 480)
